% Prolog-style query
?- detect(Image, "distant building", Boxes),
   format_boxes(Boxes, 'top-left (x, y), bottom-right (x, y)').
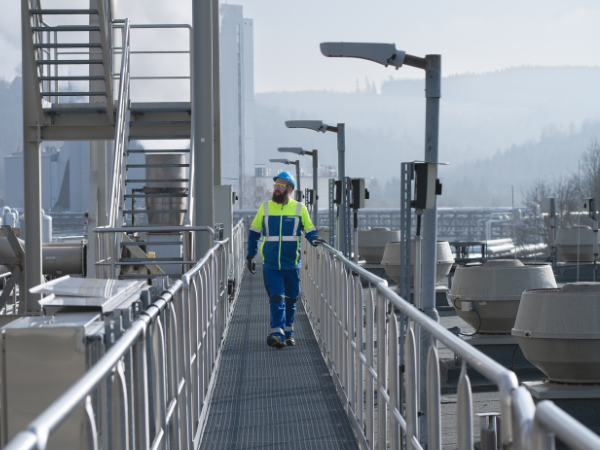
top-left (4, 142), bottom-right (90, 212)
top-left (220, 4), bottom-right (255, 209)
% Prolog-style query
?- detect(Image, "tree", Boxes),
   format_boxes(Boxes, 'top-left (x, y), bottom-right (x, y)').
top-left (519, 175), bottom-right (582, 252)
top-left (579, 138), bottom-right (600, 205)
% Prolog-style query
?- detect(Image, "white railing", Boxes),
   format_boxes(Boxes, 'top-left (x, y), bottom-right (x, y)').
top-left (301, 241), bottom-right (600, 450)
top-left (4, 220), bottom-right (245, 450)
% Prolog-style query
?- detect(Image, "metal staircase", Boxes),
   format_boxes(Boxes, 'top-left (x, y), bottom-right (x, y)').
top-left (24, 0), bottom-right (196, 282)
top-left (27, 1), bottom-right (114, 119)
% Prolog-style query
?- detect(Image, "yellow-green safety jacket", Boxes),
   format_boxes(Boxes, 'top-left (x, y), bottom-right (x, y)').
top-left (247, 199), bottom-right (319, 270)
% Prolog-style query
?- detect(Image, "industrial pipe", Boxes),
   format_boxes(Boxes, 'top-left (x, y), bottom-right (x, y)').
top-left (0, 237), bottom-right (87, 277)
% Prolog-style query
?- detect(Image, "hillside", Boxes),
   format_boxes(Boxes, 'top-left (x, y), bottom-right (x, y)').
top-left (255, 66), bottom-right (600, 191)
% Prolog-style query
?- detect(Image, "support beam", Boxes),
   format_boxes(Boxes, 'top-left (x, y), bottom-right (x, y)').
top-left (212, 0), bottom-right (222, 186)
top-left (192, 0), bottom-right (215, 259)
top-left (21, 0), bottom-right (44, 311)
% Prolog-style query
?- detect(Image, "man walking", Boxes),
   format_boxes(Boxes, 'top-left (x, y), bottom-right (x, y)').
top-left (247, 171), bottom-right (324, 349)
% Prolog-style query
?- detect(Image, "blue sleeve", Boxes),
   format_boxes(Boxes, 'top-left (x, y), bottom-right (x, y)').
top-left (247, 230), bottom-right (261, 259)
top-left (305, 230), bottom-right (320, 247)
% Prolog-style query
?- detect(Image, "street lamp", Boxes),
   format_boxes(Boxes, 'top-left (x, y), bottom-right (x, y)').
top-left (278, 147), bottom-right (319, 224)
top-left (285, 120), bottom-right (347, 256)
top-left (269, 158), bottom-right (301, 202)
top-left (320, 41), bottom-right (441, 447)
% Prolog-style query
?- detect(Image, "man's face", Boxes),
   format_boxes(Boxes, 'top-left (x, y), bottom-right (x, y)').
top-left (272, 178), bottom-right (292, 204)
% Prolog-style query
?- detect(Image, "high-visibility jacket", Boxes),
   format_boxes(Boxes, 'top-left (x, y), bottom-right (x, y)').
top-left (247, 199), bottom-right (319, 270)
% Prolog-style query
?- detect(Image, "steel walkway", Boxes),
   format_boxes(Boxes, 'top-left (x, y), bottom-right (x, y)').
top-left (200, 267), bottom-right (360, 449)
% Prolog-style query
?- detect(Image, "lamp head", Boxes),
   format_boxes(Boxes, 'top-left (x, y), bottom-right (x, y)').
top-left (320, 42), bottom-right (406, 69)
top-left (269, 158), bottom-right (291, 164)
top-left (285, 120), bottom-right (328, 133)
top-left (278, 147), bottom-right (306, 156)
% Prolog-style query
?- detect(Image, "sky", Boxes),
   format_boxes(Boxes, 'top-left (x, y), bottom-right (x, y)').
top-left (1, 0), bottom-right (600, 92)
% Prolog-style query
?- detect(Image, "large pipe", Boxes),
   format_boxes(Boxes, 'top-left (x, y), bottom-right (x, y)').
top-left (0, 238), bottom-right (87, 277)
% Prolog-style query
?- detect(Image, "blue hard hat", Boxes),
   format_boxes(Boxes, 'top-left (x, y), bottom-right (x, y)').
top-left (273, 171), bottom-right (296, 189)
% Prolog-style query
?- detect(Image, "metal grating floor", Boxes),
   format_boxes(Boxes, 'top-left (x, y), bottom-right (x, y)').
top-left (200, 267), bottom-right (360, 450)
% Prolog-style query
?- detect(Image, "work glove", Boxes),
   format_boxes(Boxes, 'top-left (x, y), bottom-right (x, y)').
top-left (246, 257), bottom-right (256, 274)
top-left (312, 237), bottom-right (326, 247)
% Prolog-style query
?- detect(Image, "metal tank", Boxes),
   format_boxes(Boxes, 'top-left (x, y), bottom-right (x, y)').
top-left (449, 259), bottom-right (556, 334)
top-left (381, 240), bottom-right (454, 286)
top-left (144, 153), bottom-right (187, 226)
top-left (556, 225), bottom-right (595, 262)
top-left (513, 282), bottom-right (600, 383)
top-left (358, 227), bottom-right (400, 263)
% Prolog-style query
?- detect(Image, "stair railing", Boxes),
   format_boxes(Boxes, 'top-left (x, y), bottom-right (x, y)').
top-left (107, 18), bottom-right (130, 229)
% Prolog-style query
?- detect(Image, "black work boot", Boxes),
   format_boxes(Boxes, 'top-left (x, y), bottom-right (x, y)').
top-left (285, 336), bottom-right (296, 346)
top-left (267, 335), bottom-right (287, 349)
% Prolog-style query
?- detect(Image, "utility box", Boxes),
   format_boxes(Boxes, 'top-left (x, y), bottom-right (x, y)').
top-left (351, 178), bottom-right (367, 209)
top-left (0, 312), bottom-right (105, 449)
top-left (413, 163), bottom-right (439, 210)
top-left (540, 197), bottom-right (556, 217)
top-left (215, 185), bottom-right (234, 243)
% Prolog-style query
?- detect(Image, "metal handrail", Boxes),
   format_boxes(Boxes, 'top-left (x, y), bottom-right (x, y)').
top-left (94, 225), bottom-right (214, 279)
top-left (4, 220), bottom-right (246, 450)
top-left (106, 19), bottom-right (130, 228)
top-left (301, 241), bottom-right (600, 450)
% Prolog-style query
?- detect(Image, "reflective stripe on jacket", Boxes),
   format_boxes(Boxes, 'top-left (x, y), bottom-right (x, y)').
top-left (247, 199), bottom-right (318, 270)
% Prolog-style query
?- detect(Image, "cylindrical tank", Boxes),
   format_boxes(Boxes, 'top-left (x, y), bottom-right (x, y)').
top-left (358, 227), bottom-right (401, 263)
top-left (556, 225), bottom-right (595, 262)
top-left (513, 283), bottom-right (600, 383)
top-left (41, 210), bottom-right (52, 243)
top-left (449, 260), bottom-right (556, 334)
top-left (381, 240), bottom-right (454, 286)
top-left (42, 241), bottom-right (87, 277)
top-left (145, 153), bottom-right (187, 226)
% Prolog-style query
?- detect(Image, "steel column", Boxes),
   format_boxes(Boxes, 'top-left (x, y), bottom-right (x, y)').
top-left (419, 54), bottom-right (441, 443)
top-left (192, 0), bottom-right (215, 259)
top-left (337, 124), bottom-right (346, 256)
top-left (312, 150), bottom-right (318, 225)
top-left (212, 0), bottom-right (221, 186)
top-left (21, 0), bottom-right (43, 311)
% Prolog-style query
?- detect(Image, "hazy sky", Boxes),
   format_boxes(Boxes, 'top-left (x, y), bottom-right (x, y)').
top-left (1, 0), bottom-right (599, 92)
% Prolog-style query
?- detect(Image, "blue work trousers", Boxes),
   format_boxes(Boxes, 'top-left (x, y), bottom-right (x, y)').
top-left (263, 268), bottom-right (300, 338)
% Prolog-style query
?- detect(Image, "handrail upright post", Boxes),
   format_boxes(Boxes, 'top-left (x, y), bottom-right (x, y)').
top-left (348, 273), bottom-right (356, 413)
top-left (133, 330), bottom-right (150, 449)
top-left (427, 340), bottom-right (441, 450)
top-left (355, 278), bottom-right (365, 429)
top-left (388, 313), bottom-right (400, 449)
top-left (377, 290), bottom-right (387, 450)
top-left (366, 290), bottom-right (375, 447)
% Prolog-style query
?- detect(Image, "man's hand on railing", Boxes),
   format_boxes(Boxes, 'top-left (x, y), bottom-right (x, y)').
top-left (312, 237), bottom-right (326, 247)
top-left (246, 257), bottom-right (256, 274)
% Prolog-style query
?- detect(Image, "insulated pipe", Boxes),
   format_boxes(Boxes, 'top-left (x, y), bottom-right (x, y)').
top-left (0, 238), bottom-right (87, 277)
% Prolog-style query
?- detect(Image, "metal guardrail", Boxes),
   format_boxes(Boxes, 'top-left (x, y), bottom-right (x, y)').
top-left (4, 220), bottom-right (245, 450)
top-left (301, 240), bottom-right (600, 450)
top-left (94, 225), bottom-right (215, 279)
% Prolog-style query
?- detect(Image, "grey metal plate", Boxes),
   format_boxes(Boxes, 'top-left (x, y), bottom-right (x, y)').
top-left (200, 267), bottom-right (359, 449)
